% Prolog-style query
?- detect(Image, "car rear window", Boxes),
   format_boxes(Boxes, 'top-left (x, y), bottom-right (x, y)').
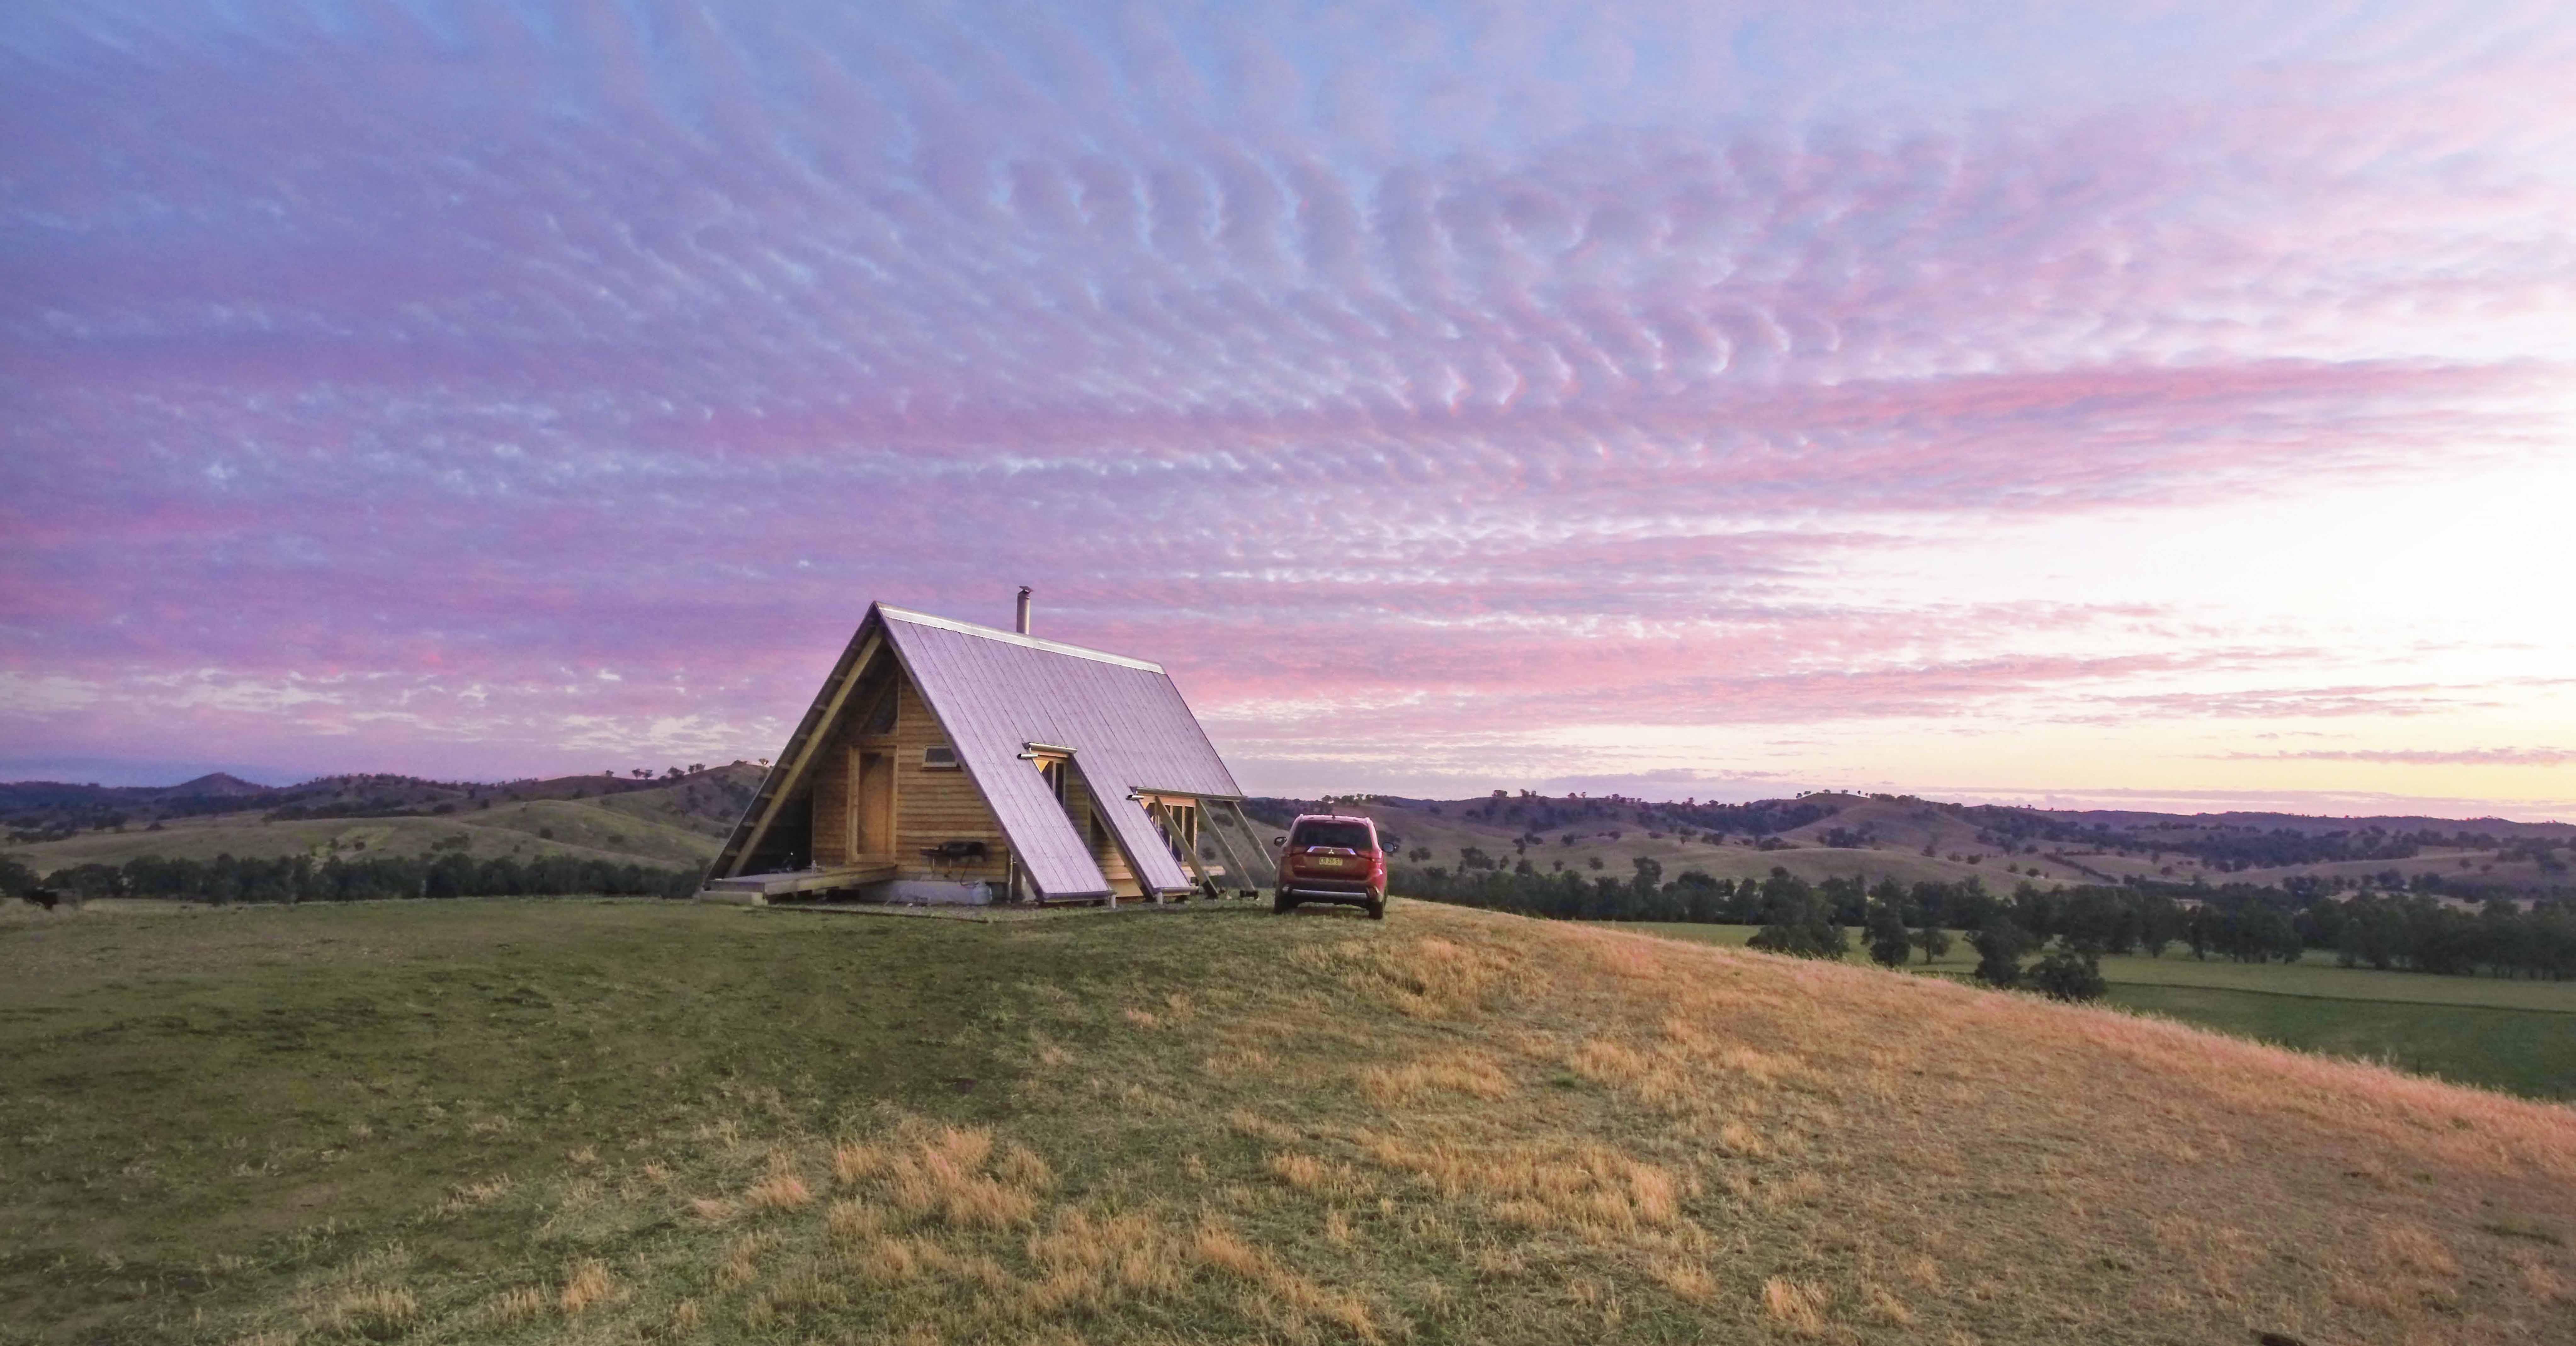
top-left (1290, 820), bottom-right (1375, 850)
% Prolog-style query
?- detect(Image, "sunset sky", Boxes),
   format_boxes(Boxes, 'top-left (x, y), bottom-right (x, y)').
top-left (5, 2), bottom-right (2573, 818)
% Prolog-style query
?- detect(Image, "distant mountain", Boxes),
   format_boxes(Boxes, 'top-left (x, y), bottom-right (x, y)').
top-left (158, 772), bottom-right (271, 798)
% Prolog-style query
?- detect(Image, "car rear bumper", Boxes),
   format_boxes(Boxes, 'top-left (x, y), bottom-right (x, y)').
top-left (1279, 879), bottom-right (1378, 898)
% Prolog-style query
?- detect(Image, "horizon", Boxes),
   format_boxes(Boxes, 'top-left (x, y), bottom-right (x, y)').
top-left (6, 3), bottom-right (2573, 821)
top-left (9, 761), bottom-right (2568, 830)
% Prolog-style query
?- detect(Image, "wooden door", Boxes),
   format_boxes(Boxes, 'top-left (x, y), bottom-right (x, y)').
top-left (855, 750), bottom-right (895, 859)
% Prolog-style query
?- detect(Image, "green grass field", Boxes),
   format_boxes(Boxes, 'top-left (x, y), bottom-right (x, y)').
top-left (1614, 922), bottom-right (2576, 1100)
top-left (5, 898), bottom-right (2571, 1345)
top-left (0, 897), bottom-right (1068, 1343)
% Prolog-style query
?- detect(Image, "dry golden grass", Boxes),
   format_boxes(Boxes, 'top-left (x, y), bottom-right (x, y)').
top-left (1864, 1283), bottom-right (1914, 1326)
top-left (180, 901), bottom-right (2576, 1345)
top-left (556, 1258), bottom-right (613, 1315)
top-left (868, 1124), bottom-right (1040, 1229)
top-left (831, 1139), bottom-right (891, 1185)
top-left (995, 1140), bottom-right (1054, 1191)
top-left (305, 1286), bottom-right (416, 1337)
top-left (436, 1174), bottom-right (511, 1213)
top-left (744, 1170), bottom-right (813, 1211)
top-left (1356, 1050), bottom-right (1515, 1104)
top-left (1650, 1257), bottom-right (1718, 1303)
top-left (1761, 1276), bottom-right (1826, 1335)
top-left (485, 1284), bottom-right (547, 1325)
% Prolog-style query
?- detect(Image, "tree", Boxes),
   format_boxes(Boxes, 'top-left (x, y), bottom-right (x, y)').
top-left (1630, 855), bottom-right (1663, 904)
top-left (1864, 898), bottom-right (1911, 968)
top-left (1749, 870), bottom-right (1849, 960)
top-left (2137, 895), bottom-right (2183, 957)
top-left (1910, 920), bottom-right (1953, 965)
top-left (1971, 918), bottom-right (2033, 987)
top-left (1671, 870), bottom-right (1726, 923)
top-left (2027, 942), bottom-right (2108, 1001)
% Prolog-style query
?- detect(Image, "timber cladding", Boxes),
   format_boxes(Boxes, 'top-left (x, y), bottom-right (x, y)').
top-left (891, 679), bottom-right (1010, 883)
top-left (801, 673), bottom-right (1010, 885)
top-left (1060, 769), bottom-right (1141, 898)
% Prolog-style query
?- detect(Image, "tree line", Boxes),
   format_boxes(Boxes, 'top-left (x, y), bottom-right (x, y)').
top-left (1394, 861), bottom-right (2576, 985)
top-left (3, 851), bottom-right (701, 904)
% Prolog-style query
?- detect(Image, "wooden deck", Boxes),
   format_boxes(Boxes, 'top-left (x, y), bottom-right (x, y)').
top-left (695, 862), bottom-right (900, 905)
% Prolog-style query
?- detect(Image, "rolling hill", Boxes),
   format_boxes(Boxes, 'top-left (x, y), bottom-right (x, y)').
top-left (1, 765), bottom-right (762, 878)
top-left (1257, 790), bottom-right (2576, 902)
top-left (2, 896), bottom-right (2567, 1343)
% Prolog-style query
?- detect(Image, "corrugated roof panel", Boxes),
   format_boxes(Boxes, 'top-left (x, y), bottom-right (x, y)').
top-left (881, 606), bottom-right (1241, 898)
top-left (1067, 755), bottom-right (1192, 893)
top-left (883, 617), bottom-right (1107, 898)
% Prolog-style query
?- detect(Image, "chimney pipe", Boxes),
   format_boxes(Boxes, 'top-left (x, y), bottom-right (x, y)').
top-left (1015, 586), bottom-right (1033, 636)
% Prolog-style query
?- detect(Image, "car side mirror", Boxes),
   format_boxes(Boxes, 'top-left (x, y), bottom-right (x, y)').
top-left (1272, 836), bottom-right (1287, 847)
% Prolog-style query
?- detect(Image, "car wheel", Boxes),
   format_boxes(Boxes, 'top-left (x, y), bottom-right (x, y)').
top-left (1273, 892), bottom-right (1298, 914)
top-left (1366, 895), bottom-right (1386, 921)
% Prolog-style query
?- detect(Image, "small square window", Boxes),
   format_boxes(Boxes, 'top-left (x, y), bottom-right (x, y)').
top-left (922, 745), bottom-right (960, 770)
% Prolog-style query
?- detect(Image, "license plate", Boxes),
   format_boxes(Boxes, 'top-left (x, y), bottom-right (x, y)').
top-left (1314, 857), bottom-right (1346, 868)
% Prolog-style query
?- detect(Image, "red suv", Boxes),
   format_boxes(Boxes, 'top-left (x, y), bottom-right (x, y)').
top-left (1272, 814), bottom-right (1387, 919)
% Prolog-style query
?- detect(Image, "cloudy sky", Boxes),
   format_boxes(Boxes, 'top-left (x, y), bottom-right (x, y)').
top-left (5, 1), bottom-right (2573, 817)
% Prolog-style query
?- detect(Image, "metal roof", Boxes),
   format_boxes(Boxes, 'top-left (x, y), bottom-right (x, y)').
top-left (879, 605), bottom-right (1241, 898)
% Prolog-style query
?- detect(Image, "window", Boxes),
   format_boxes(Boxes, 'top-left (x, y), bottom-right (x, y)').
top-left (922, 745), bottom-right (959, 770)
top-left (1289, 819), bottom-right (1375, 851)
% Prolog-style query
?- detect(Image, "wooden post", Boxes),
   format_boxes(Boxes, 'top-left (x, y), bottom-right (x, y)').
top-left (1149, 799), bottom-right (1218, 898)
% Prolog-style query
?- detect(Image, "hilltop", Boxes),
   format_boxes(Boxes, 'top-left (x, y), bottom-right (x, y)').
top-left (2, 896), bottom-right (2567, 1343)
top-left (1254, 790), bottom-right (2576, 902)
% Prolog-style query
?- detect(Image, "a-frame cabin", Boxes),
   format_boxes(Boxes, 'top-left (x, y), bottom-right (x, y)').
top-left (699, 599), bottom-right (1276, 905)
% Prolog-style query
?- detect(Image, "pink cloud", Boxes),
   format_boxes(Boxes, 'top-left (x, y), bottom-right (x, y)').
top-left (2216, 748), bottom-right (2576, 768)
top-left (3, 2), bottom-right (2573, 798)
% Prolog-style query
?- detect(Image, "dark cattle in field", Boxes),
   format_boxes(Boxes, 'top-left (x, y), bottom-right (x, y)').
top-left (20, 888), bottom-right (65, 911)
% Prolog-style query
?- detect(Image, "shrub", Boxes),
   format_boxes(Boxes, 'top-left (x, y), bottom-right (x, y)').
top-left (2026, 943), bottom-right (2107, 1001)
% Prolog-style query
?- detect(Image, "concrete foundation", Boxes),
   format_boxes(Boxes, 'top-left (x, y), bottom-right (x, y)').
top-left (874, 879), bottom-right (994, 906)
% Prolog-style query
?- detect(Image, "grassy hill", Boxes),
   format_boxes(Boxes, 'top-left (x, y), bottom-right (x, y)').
top-left (1, 767), bottom-right (759, 879)
top-left (1621, 922), bottom-right (2576, 1101)
top-left (3, 897), bottom-right (2569, 1344)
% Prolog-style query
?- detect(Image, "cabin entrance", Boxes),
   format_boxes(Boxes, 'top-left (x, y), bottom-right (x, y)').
top-left (852, 748), bottom-right (895, 859)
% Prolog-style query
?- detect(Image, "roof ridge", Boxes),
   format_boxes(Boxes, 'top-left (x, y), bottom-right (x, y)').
top-left (876, 605), bottom-right (1165, 673)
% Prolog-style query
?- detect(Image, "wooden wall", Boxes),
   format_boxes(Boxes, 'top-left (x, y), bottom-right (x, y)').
top-left (1060, 771), bottom-right (1141, 898)
top-left (891, 679), bottom-right (1011, 885)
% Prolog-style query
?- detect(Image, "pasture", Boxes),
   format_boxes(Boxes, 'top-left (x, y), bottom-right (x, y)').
top-left (1617, 921), bottom-right (2576, 1100)
top-left (3, 897), bottom-right (2571, 1344)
